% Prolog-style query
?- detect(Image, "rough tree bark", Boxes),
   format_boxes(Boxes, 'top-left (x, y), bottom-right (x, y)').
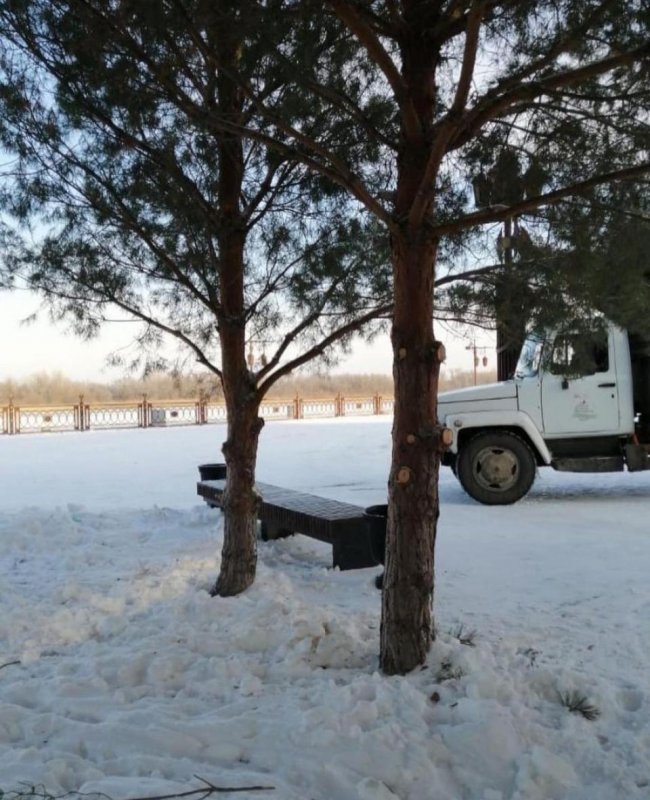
top-left (381, 230), bottom-right (443, 673)
top-left (380, 9), bottom-right (445, 674)
top-left (211, 16), bottom-right (261, 597)
top-left (496, 218), bottom-right (526, 380)
top-left (212, 393), bottom-right (264, 597)
top-left (210, 198), bottom-right (263, 597)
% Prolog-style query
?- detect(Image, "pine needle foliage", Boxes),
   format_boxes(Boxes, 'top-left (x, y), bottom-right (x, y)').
top-left (0, 2), bottom-right (391, 383)
top-left (436, 659), bottom-right (466, 683)
top-left (559, 690), bottom-right (601, 721)
top-left (448, 624), bottom-right (477, 647)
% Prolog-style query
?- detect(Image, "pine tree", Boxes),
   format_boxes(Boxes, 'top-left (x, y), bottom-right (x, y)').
top-left (0, 1), bottom-right (390, 596)
top-left (204, 0), bottom-right (649, 673)
top-left (3, 1), bottom-right (648, 675)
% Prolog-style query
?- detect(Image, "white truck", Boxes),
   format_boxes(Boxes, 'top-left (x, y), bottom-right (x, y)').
top-left (440, 322), bottom-right (650, 504)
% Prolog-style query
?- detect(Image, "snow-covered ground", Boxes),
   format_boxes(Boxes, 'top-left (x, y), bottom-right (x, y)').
top-left (1, 418), bottom-right (649, 800)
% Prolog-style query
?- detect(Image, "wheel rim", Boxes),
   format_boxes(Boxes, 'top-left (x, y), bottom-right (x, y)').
top-left (472, 445), bottom-right (520, 492)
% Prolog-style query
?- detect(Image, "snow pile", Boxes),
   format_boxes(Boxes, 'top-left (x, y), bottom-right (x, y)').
top-left (0, 420), bottom-right (649, 799)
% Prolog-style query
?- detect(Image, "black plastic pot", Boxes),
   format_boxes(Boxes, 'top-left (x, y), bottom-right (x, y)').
top-left (364, 503), bottom-right (388, 565)
top-left (198, 462), bottom-right (227, 481)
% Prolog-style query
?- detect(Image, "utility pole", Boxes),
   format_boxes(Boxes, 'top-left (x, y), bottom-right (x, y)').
top-left (465, 341), bottom-right (489, 386)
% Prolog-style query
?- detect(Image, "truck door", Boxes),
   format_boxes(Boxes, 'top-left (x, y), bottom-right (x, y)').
top-left (541, 328), bottom-right (620, 435)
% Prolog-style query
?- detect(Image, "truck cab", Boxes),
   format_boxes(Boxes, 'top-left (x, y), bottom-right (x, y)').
top-left (440, 323), bottom-right (650, 504)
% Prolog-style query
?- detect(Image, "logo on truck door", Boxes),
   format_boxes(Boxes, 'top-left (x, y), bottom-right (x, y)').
top-left (572, 396), bottom-right (597, 421)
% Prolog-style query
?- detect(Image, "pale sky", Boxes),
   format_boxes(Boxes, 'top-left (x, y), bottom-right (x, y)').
top-left (0, 290), bottom-right (495, 382)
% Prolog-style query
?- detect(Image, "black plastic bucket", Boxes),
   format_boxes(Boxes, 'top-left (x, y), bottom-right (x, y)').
top-left (364, 503), bottom-right (388, 565)
top-left (198, 462), bottom-right (227, 481)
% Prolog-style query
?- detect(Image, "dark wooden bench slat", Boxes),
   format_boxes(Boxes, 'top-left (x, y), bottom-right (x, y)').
top-left (197, 479), bottom-right (379, 571)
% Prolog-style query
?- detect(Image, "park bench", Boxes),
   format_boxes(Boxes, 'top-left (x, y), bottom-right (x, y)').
top-left (197, 478), bottom-right (380, 571)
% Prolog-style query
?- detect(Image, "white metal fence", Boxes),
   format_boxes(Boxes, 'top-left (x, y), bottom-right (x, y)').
top-left (1, 393), bottom-right (393, 435)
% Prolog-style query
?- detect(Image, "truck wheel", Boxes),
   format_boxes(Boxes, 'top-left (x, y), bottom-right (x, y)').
top-left (457, 431), bottom-right (536, 505)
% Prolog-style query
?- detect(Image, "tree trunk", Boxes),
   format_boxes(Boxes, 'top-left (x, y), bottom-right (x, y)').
top-left (496, 219), bottom-right (526, 380)
top-left (380, 12), bottom-right (443, 674)
top-left (211, 16), bottom-right (261, 597)
top-left (212, 397), bottom-right (263, 596)
top-left (496, 323), bottom-right (524, 381)
top-left (380, 231), bottom-right (442, 674)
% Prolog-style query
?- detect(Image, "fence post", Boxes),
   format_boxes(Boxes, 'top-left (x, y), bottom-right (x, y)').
top-left (195, 395), bottom-right (207, 425)
top-left (8, 397), bottom-right (15, 434)
top-left (78, 394), bottom-right (87, 431)
top-left (293, 394), bottom-right (303, 420)
top-left (339, 395), bottom-right (345, 417)
top-left (374, 393), bottom-right (381, 415)
top-left (139, 393), bottom-right (149, 428)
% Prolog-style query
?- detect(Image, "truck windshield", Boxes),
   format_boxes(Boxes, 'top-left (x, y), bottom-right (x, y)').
top-left (515, 335), bottom-right (544, 378)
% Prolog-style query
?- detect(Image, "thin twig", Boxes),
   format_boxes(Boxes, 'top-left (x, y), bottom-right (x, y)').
top-left (124, 775), bottom-right (275, 800)
top-left (0, 659), bottom-right (21, 671)
top-left (3, 776), bottom-right (274, 800)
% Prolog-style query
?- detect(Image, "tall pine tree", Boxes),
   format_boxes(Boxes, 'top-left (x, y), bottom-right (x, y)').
top-left (0, 1), bottom-right (390, 596)
top-left (209, 0), bottom-right (649, 672)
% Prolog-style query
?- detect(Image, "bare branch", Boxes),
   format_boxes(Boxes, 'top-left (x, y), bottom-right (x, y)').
top-left (257, 302), bottom-right (391, 397)
top-left (431, 162), bottom-right (650, 236)
top-left (30, 275), bottom-right (223, 378)
top-left (409, 1), bottom-right (484, 228)
top-left (449, 1), bottom-right (483, 118)
top-left (223, 86), bottom-right (393, 227)
top-left (435, 263), bottom-right (502, 286)
top-left (255, 279), bottom-right (349, 381)
top-left (452, 42), bottom-right (650, 151)
top-left (328, 0), bottom-right (421, 140)
top-left (476, 0), bottom-right (620, 96)
top-left (244, 238), bottom-right (330, 322)
top-left (299, 75), bottom-right (397, 151)
top-left (241, 160), bottom-right (285, 222)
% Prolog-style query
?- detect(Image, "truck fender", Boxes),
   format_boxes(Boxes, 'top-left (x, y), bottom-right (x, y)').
top-left (441, 410), bottom-right (553, 465)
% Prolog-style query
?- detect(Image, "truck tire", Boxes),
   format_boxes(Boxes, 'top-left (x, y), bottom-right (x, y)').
top-left (457, 431), bottom-right (536, 505)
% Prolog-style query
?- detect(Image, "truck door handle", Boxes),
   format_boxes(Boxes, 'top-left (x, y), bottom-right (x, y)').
top-left (598, 382), bottom-right (616, 388)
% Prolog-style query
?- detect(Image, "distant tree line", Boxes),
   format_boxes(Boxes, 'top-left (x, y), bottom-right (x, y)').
top-left (1, 368), bottom-right (494, 406)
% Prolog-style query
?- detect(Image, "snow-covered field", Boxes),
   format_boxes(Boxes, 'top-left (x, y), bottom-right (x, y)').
top-left (1, 418), bottom-right (649, 800)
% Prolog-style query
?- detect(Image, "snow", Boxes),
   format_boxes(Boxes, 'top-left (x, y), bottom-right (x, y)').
top-left (1, 418), bottom-right (649, 800)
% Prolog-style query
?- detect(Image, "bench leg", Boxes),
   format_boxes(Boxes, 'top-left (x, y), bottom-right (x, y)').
top-left (332, 533), bottom-right (379, 571)
top-left (260, 521), bottom-right (294, 541)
